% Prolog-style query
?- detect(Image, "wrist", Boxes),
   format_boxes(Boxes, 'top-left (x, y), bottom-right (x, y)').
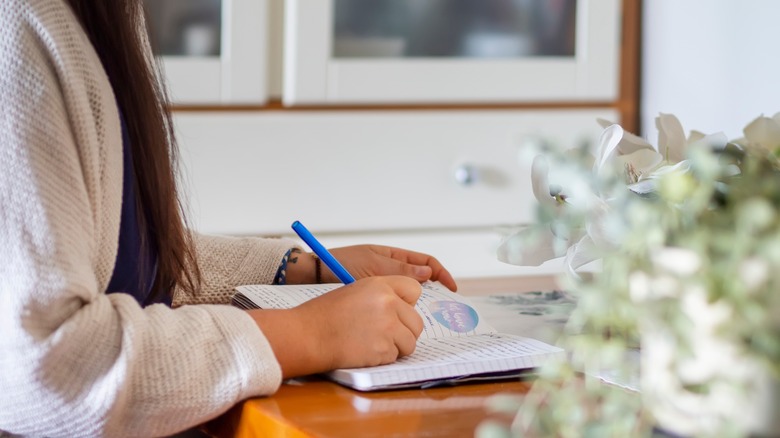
top-left (250, 308), bottom-right (332, 378)
top-left (284, 249), bottom-right (317, 284)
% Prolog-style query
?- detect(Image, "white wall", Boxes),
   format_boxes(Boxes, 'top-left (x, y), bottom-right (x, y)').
top-left (642, 1), bottom-right (780, 142)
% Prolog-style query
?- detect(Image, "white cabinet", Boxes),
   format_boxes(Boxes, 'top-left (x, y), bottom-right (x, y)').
top-left (283, 0), bottom-right (622, 105)
top-left (176, 108), bottom-right (616, 235)
top-left (146, 0), bottom-right (624, 106)
top-left (144, 0), bottom-right (268, 104)
top-left (175, 108), bottom-right (617, 278)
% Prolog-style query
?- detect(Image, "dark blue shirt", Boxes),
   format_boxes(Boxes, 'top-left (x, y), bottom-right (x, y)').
top-left (106, 112), bottom-right (165, 306)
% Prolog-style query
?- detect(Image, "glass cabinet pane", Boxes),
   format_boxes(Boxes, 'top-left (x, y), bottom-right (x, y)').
top-left (333, 0), bottom-right (576, 59)
top-left (144, 0), bottom-right (222, 57)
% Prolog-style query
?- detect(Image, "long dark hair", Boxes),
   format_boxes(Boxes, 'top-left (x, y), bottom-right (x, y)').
top-left (66, 0), bottom-right (200, 300)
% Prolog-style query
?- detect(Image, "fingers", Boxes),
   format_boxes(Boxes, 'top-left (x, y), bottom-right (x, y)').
top-left (367, 251), bottom-right (432, 283)
top-left (398, 260), bottom-right (433, 282)
top-left (372, 277), bottom-right (422, 359)
top-left (383, 275), bottom-right (422, 305)
top-left (351, 277), bottom-right (421, 363)
top-left (379, 246), bottom-right (459, 292)
top-left (395, 296), bottom-right (424, 338)
top-left (393, 323), bottom-right (419, 358)
top-left (389, 277), bottom-right (423, 357)
top-left (331, 245), bottom-right (459, 291)
top-left (390, 295), bottom-right (421, 358)
top-left (430, 268), bottom-right (458, 292)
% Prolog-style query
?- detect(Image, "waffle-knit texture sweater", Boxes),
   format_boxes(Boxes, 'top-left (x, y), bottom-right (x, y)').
top-left (0, 0), bottom-right (295, 435)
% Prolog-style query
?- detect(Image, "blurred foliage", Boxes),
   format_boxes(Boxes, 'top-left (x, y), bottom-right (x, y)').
top-left (483, 116), bottom-right (780, 437)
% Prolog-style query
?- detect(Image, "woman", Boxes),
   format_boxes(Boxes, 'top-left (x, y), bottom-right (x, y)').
top-left (0, 0), bottom-right (457, 436)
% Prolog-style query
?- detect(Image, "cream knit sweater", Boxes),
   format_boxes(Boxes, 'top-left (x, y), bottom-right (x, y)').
top-left (0, 1), bottom-right (296, 436)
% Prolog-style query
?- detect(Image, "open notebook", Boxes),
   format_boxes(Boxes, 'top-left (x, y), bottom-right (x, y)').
top-left (233, 281), bottom-right (564, 391)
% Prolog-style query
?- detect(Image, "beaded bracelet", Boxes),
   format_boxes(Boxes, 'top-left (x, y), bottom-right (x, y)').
top-left (272, 248), bottom-right (293, 285)
top-left (312, 253), bottom-right (322, 284)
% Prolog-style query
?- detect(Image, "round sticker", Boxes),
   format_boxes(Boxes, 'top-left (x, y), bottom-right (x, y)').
top-left (429, 301), bottom-right (479, 333)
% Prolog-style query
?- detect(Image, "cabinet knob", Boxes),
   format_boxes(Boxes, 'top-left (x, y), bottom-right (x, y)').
top-left (454, 164), bottom-right (478, 186)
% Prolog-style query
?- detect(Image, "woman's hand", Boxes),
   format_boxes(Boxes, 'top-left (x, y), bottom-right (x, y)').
top-left (250, 276), bottom-right (423, 378)
top-left (330, 245), bottom-right (457, 291)
top-left (285, 245), bottom-right (457, 291)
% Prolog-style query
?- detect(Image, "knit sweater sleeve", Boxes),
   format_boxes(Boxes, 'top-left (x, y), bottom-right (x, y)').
top-left (0, 2), bottom-right (282, 436)
top-left (173, 234), bottom-right (299, 306)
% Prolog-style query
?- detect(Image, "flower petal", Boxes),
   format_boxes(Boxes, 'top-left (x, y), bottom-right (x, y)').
top-left (628, 179), bottom-right (657, 194)
top-left (689, 132), bottom-right (727, 151)
top-left (618, 130), bottom-right (655, 155)
top-left (616, 148), bottom-right (663, 173)
top-left (564, 235), bottom-right (598, 277)
top-left (650, 160), bottom-right (691, 177)
top-left (531, 155), bottom-right (557, 206)
top-left (627, 160), bottom-right (690, 194)
top-left (656, 113), bottom-right (687, 163)
top-left (597, 118), bottom-right (654, 154)
top-left (595, 124), bottom-right (624, 174)
top-left (743, 115), bottom-right (780, 151)
top-left (688, 130), bottom-right (706, 143)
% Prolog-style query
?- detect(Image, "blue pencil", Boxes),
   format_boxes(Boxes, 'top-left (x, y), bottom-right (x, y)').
top-left (291, 221), bottom-right (356, 284)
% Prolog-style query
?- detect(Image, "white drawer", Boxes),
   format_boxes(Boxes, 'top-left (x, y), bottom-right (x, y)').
top-left (175, 109), bottom-right (617, 236)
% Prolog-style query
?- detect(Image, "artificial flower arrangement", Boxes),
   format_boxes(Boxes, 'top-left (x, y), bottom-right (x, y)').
top-left (481, 114), bottom-right (780, 437)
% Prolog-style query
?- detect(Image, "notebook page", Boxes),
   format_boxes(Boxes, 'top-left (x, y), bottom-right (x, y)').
top-left (416, 282), bottom-right (495, 338)
top-left (328, 333), bottom-right (564, 390)
top-left (234, 282), bottom-right (495, 339)
top-left (234, 283), bottom-right (337, 308)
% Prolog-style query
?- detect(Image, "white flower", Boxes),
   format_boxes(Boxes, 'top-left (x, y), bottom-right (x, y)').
top-left (500, 121), bottom-right (663, 271)
top-left (597, 114), bottom-right (726, 195)
top-left (595, 119), bottom-right (665, 194)
top-left (497, 155), bottom-right (586, 266)
top-left (498, 149), bottom-right (610, 272)
top-left (530, 155), bottom-right (566, 208)
top-left (595, 117), bottom-right (656, 155)
top-left (656, 113), bottom-right (688, 163)
top-left (501, 113), bottom-right (726, 275)
top-left (735, 112), bottom-right (780, 152)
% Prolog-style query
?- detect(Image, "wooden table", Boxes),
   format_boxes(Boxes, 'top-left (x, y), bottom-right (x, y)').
top-left (207, 377), bottom-right (532, 438)
top-left (207, 276), bottom-right (561, 437)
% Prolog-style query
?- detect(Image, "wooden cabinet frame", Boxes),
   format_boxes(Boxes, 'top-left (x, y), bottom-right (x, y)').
top-left (173, 0), bottom-right (641, 134)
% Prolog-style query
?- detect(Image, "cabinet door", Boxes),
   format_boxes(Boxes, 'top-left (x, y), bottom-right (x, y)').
top-left (145, 0), bottom-right (268, 104)
top-left (283, 0), bottom-right (621, 105)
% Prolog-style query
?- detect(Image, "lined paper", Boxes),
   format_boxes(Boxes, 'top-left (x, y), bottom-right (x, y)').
top-left (329, 334), bottom-right (564, 390)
